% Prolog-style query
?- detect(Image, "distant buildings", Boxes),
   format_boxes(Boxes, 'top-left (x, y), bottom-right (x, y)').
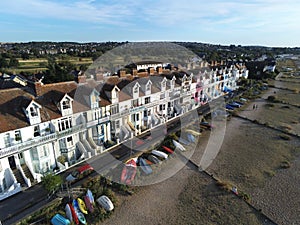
top-left (0, 61), bottom-right (248, 200)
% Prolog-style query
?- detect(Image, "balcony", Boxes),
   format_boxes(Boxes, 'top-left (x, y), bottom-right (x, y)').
top-left (86, 117), bottom-right (110, 128)
top-left (56, 124), bottom-right (86, 139)
top-left (0, 124), bottom-right (87, 159)
top-left (0, 133), bottom-right (57, 158)
top-left (110, 109), bottom-right (130, 120)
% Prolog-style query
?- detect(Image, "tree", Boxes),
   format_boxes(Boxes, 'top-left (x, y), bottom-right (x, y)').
top-left (8, 57), bottom-right (19, 68)
top-left (0, 55), bottom-right (8, 68)
top-left (21, 52), bottom-right (30, 60)
top-left (41, 173), bottom-right (63, 193)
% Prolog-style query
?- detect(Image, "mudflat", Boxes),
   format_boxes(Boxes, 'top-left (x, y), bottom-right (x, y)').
top-left (103, 69), bottom-right (300, 225)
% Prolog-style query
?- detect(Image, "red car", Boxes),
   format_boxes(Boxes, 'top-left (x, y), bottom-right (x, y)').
top-left (66, 164), bottom-right (94, 182)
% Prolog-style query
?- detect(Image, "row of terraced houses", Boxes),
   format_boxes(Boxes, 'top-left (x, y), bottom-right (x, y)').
top-left (0, 61), bottom-right (248, 200)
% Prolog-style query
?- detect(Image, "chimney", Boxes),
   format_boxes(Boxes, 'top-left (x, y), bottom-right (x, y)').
top-left (119, 70), bottom-right (126, 77)
top-left (35, 81), bottom-right (43, 96)
top-left (148, 67), bottom-right (155, 75)
top-left (157, 66), bottom-right (162, 74)
top-left (132, 69), bottom-right (138, 76)
top-left (78, 74), bottom-right (86, 84)
top-left (137, 72), bottom-right (148, 78)
top-left (96, 73), bottom-right (103, 82)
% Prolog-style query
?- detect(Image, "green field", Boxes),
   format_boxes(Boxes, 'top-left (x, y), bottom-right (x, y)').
top-left (5, 57), bottom-right (94, 73)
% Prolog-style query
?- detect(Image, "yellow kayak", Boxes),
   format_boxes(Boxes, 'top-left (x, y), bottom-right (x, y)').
top-left (77, 197), bottom-right (88, 215)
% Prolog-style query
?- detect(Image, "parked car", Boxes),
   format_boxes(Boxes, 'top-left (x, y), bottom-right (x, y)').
top-left (233, 101), bottom-right (244, 106)
top-left (96, 195), bottom-right (114, 211)
top-left (66, 164), bottom-right (94, 182)
top-left (228, 102), bottom-right (241, 108)
top-left (226, 104), bottom-right (235, 111)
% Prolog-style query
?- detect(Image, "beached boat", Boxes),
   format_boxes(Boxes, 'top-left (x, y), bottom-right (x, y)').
top-left (120, 159), bottom-right (137, 184)
top-left (65, 204), bottom-right (73, 223)
top-left (96, 195), bottom-right (114, 211)
top-left (73, 199), bottom-right (86, 225)
top-left (185, 129), bottom-right (201, 136)
top-left (178, 138), bottom-right (190, 145)
top-left (172, 140), bottom-right (186, 151)
top-left (68, 203), bottom-right (79, 225)
top-left (200, 121), bottom-right (214, 129)
top-left (51, 213), bottom-right (70, 225)
top-left (145, 158), bottom-right (154, 165)
top-left (147, 154), bottom-right (161, 164)
top-left (84, 195), bottom-right (94, 213)
top-left (77, 198), bottom-right (88, 215)
top-left (138, 157), bottom-right (153, 175)
top-left (162, 146), bottom-right (174, 154)
top-left (187, 133), bottom-right (196, 143)
top-left (86, 189), bottom-right (95, 204)
top-left (151, 150), bottom-right (168, 160)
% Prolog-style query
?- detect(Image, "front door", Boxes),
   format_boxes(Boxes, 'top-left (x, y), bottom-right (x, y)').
top-left (8, 156), bottom-right (16, 170)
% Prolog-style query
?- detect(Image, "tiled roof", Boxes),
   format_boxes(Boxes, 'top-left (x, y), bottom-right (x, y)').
top-left (0, 88), bottom-right (35, 133)
top-left (0, 71), bottom-right (196, 134)
top-left (37, 81), bottom-right (78, 96)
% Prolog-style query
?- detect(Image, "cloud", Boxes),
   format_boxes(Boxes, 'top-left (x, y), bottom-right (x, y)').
top-left (0, 0), bottom-right (299, 46)
top-left (1, 0), bottom-right (300, 30)
top-left (0, 0), bottom-right (134, 25)
top-left (138, 0), bottom-right (300, 31)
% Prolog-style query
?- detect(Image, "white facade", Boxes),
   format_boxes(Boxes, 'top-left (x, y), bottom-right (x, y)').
top-left (0, 62), bottom-right (248, 200)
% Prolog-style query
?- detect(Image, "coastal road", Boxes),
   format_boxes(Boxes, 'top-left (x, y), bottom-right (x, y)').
top-left (0, 103), bottom-right (215, 225)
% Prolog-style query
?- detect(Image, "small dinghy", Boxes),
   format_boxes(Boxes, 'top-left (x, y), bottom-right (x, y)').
top-left (86, 189), bottom-right (95, 204)
top-left (178, 138), bottom-right (190, 146)
top-left (162, 146), bottom-right (174, 154)
top-left (146, 154), bottom-right (160, 164)
top-left (172, 140), bottom-right (186, 151)
top-left (187, 133), bottom-right (196, 143)
top-left (151, 150), bottom-right (168, 160)
top-left (51, 214), bottom-right (70, 225)
top-left (73, 199), bottom-right (86, 225)
top-left (185, 129), bottom-right (201, 136)
top-left (120, 158), bottom-right (137, 185)
top-left (84, 195), bottom-right (94, 213)
top-left (138, 157), bottom-right (153, 175)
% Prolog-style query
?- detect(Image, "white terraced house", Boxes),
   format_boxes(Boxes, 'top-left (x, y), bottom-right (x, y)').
top-left (0, 62), bottom-right (248, 200)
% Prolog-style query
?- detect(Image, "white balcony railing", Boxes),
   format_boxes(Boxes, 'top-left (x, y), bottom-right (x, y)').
top-left (0, 124), bottom-right (86, 159)
top-left (0, 88), bottom-right (196, 159)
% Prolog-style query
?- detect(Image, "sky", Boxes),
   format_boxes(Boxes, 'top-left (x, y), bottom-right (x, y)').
top-left (0, 0), bottom-right (299, 47)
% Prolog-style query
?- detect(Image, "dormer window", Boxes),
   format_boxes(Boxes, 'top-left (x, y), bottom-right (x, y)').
top-left (161, 79), bottom-right (167, 91)
top-left (146, 83), bottom-right (151, 92)
top-left (132, 83), bottom-right (140, 99)
top-left (30, 107), bottom-right (38, 117)
top-left (62, 100), bottom-right (70, 110)
top-left (171, 80), bottom-right (175, 88)
top-left (144, 80), bottom-right (152, 95)
top-left (170, 76), bottom-right (176, 89)
top-left (25, 100), bottom-right (42, 125)
top-left (90, 89), bottom-right (100, 109)
top-left (111, 86), bottom-right (120, 104)
top-left (60, 94), bottom-right (73, 116)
